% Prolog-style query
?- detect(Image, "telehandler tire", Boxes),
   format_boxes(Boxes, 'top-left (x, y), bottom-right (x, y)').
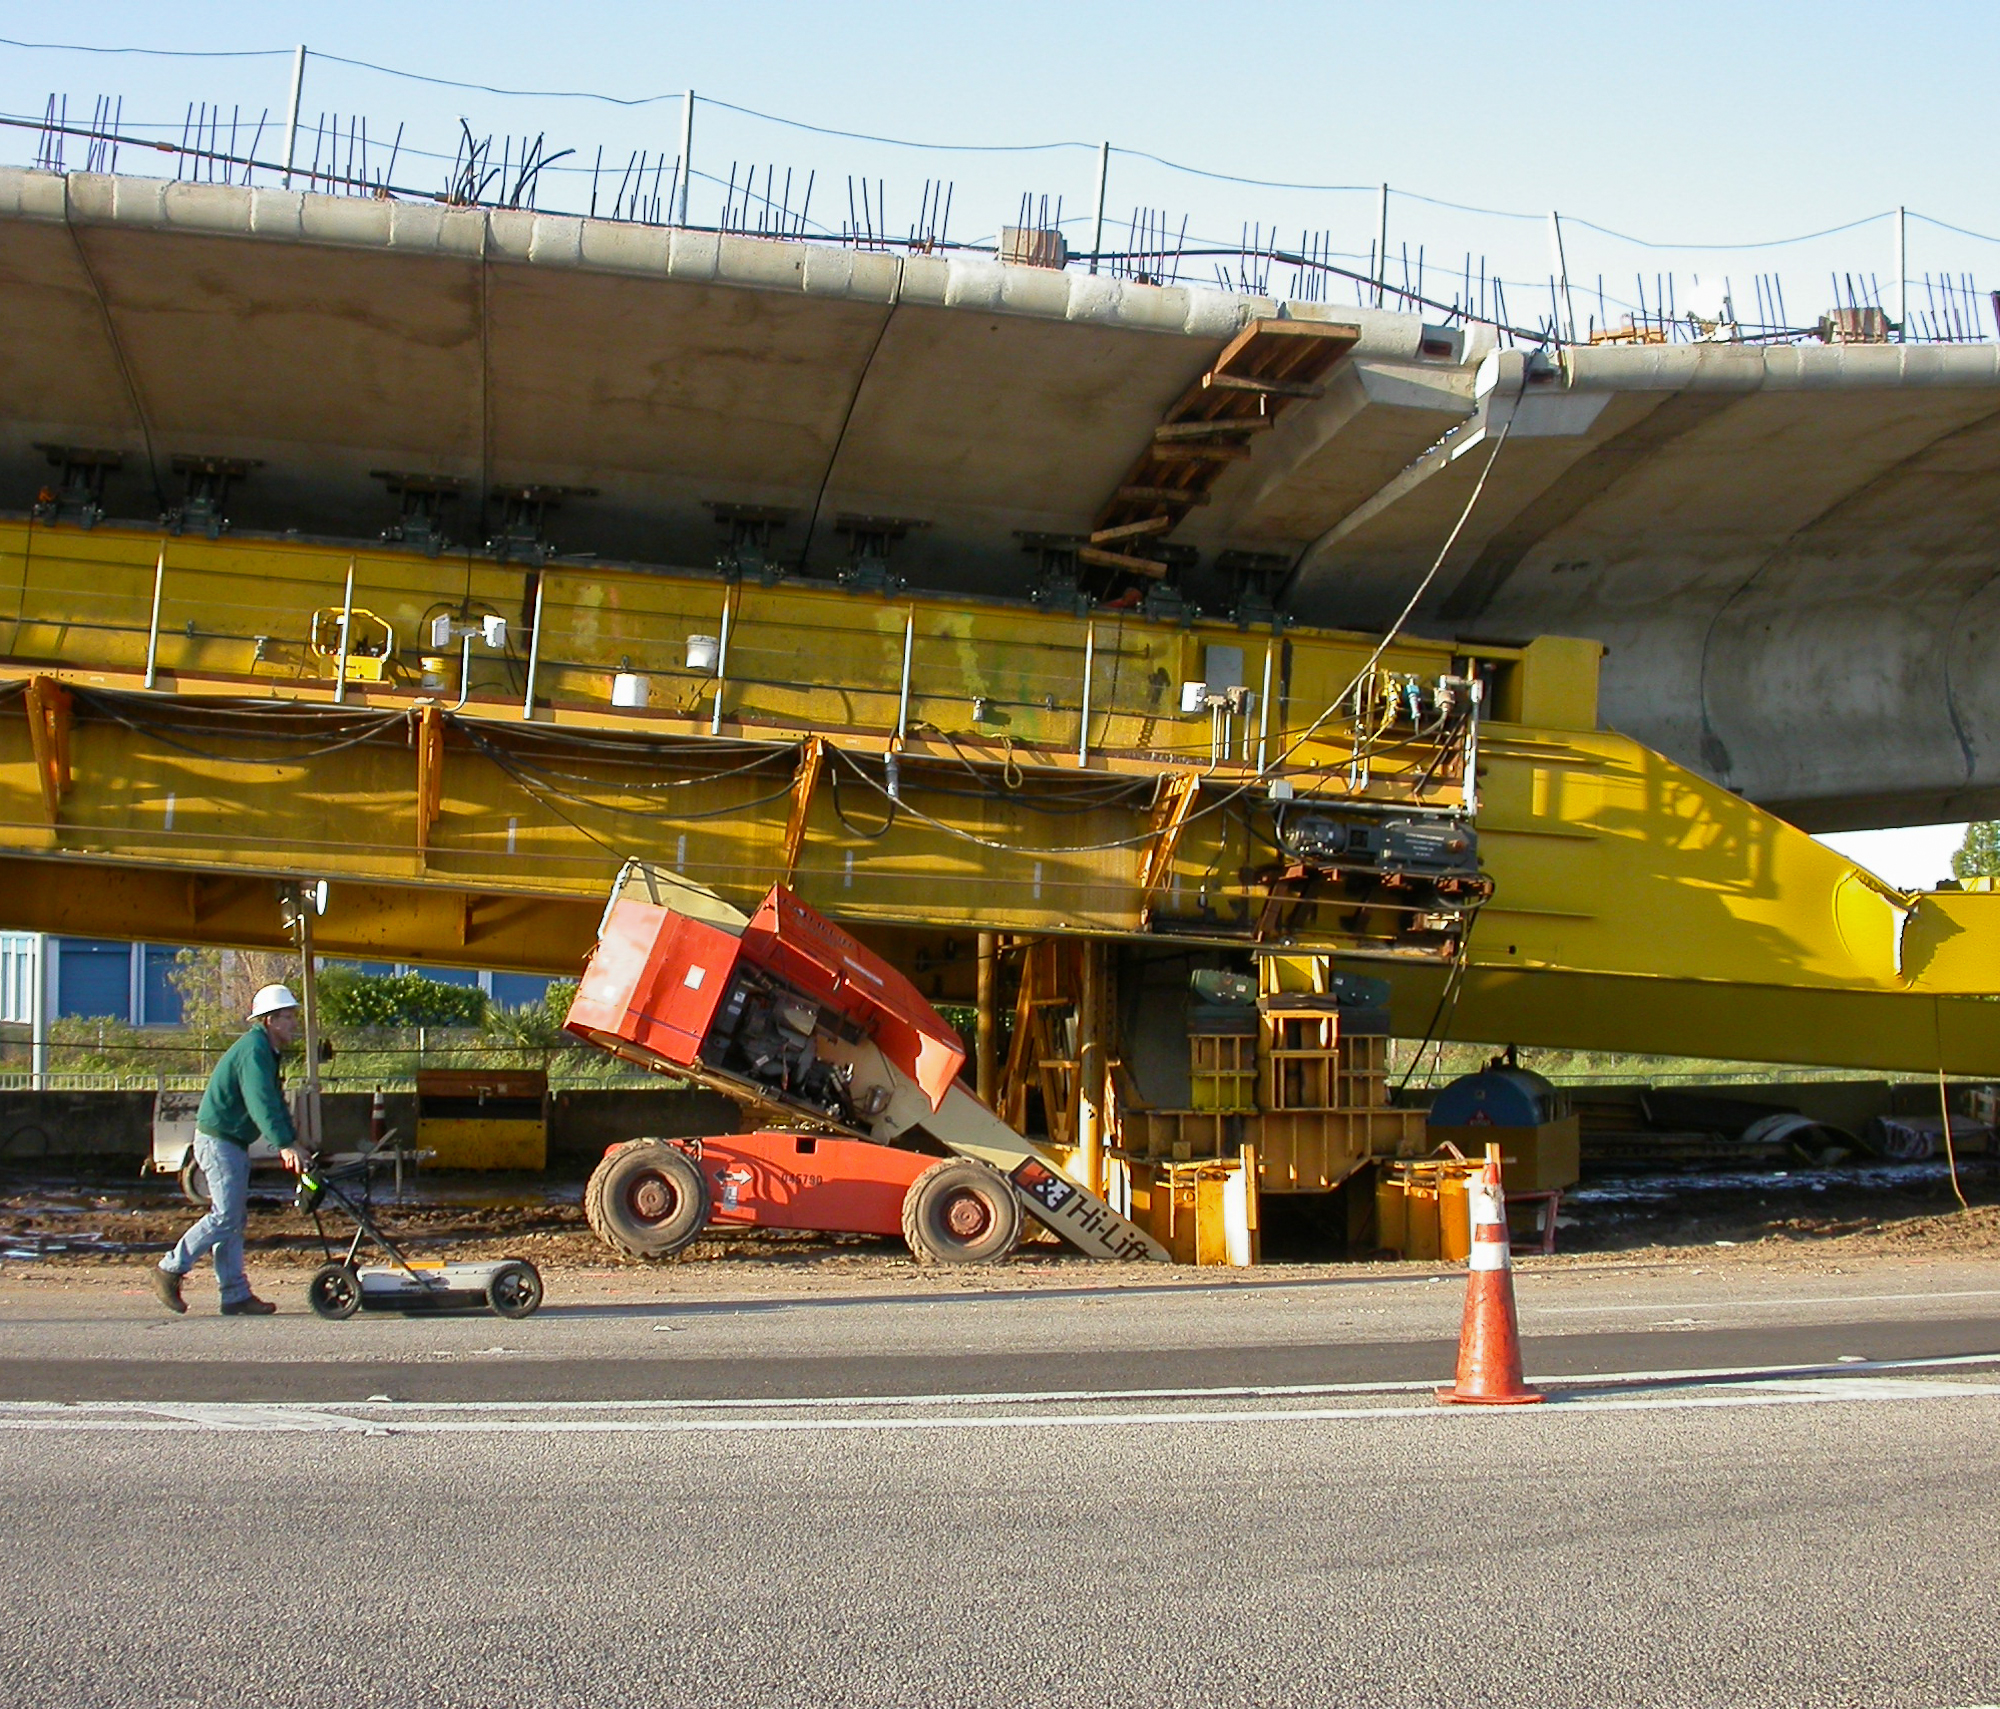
top-left (900, 1158), bottom-right (1022, 1265)
top-left (584, 1140), bottom-right (711, 1260)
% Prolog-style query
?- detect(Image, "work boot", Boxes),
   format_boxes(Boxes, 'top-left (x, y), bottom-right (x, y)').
top-left (219, 1295), bottom-right (278, 1317)
top-left (149, 1266), bottom-right (187, 1315)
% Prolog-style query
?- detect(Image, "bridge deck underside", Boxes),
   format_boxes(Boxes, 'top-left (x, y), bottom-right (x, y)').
top-left (17, 170), bottom-right (2000, 828)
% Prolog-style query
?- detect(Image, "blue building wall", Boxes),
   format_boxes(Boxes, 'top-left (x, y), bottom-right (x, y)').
top-left (53, 940), bottom-right (183, 1026)
top-left (43, 940), bottom-right (552, 1028)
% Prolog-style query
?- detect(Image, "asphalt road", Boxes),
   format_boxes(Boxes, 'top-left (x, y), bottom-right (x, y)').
top-left (4, 1264), bottom-right (1998, 1707)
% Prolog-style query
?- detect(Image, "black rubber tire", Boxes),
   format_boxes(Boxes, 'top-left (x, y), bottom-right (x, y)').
top-left (900, 1158), bottom-right (1022, 1265)
top-left (583, 1140), bottom-right (711, 1260)
top-left (179, 1157), bottom-right (209, 1206)
top-left (486, 1258), bottom-right (544, 1319)
top-left (308, 1263), bottom-right (362, 1320)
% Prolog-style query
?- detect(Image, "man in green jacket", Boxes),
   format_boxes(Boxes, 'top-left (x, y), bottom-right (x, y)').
top-left (152, 983), bottom-right (312, 1315)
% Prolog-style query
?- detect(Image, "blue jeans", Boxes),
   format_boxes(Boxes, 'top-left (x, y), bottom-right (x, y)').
top-left (160, 1131), bottom-right (252, 1306)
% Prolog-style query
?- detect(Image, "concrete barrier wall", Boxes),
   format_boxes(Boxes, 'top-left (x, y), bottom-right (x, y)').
top-left (0, 1087), bottom-right (747, 1169)
top-left (1, 1079), bottom-right (1974, 1173)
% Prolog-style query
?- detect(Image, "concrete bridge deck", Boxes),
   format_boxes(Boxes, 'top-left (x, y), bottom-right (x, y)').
top-left (5, 167), bottom-right (2000, 830)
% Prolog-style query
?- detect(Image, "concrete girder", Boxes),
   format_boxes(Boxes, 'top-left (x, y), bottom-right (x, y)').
top-left (1176, 356), bottom-right (1478, 551)
top-left (1291, 345), bottom-right (2000, 828)
top-left (0, 168), bottom-right (1450, 595)
top-left (14, 171), bottom-right (2000, 826)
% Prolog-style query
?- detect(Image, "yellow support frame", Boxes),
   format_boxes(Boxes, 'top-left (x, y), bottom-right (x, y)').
top-left (0, 519), bottom-right (1995, 1074)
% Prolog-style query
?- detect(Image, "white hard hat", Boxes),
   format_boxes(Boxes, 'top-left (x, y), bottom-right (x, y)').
top-left (250, 984), bottom-right (299, 1019)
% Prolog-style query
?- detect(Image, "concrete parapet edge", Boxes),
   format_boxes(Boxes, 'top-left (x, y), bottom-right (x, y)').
top-left (1565, 340), bottom-right (2000, 392)
top-left (9, 166), bottom-right (1449, 355)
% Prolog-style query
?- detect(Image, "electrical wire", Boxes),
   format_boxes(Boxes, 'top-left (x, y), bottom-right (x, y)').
top-left (500, 719), bottom-right (793, 763)
top-left (824, 757), bottom-right (895, 840)
top-left (1107, 148), bottom-right (1375, 194)
top-left (3, 38), bottom-right (1986, 261)
top-left (831, 743), bottom-right (1220, 857)
top-left (1910, 212), bottom-right (2000, 246)
top-left (817, 393), bottom-right (1521, 865)
top-left (922, 725), bottom-right (1152, 814)
top-left (73, 689), bottom-right (405, 763)
top-left (309, 51), bottom-right (688, 105)
top-left (1563, 210), bottom-right (1892, 252)
top-left (0, 35), bottom-right (285, 59)
top-left (1394, 916), bottom-right (1479, 1093)
top-left (1270, 387), bottom-right (1524, 765)
top-left (701, 95), bottom-right (1088, 154)
top-left (457, 722), bottom-right (796, 825)
top-left (496, 734), bottom-right (802, 791)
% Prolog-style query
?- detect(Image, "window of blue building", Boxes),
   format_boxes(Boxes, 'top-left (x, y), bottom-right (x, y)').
top-left (489, 973), bottom-right (553, 1010)
top-left (57, 940), bottom-right (132, 1019)
top-left (139, 945), bottom-right (183, 1027)
top-left (410, 965), bottom-right (482, 989)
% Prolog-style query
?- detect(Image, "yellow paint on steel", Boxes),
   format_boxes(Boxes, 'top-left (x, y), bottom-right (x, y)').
top-left (0, 518), bottom-right (1505, 767)
top-left (1, 519), bottom-right (1997, 1072)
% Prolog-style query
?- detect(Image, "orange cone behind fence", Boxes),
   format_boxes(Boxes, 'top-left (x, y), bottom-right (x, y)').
top-left (1436, 1143), bottom-right (1544, 1406)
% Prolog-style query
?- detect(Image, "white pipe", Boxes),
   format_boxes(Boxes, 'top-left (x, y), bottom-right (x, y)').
top-left (332, 556), bottom-right (354, 704)
top-left (1462, 684), bottom-right (1482, 813)
top-left (281, 45), bottom-right (306, 189)
top-left (1548, 210), bottom-right (1576, 344)
top-left (709, 589), bottom-right (732, 735)
top-left (143, 542), bottom-right (166, 689)
top-left (522, 573), bottom-right (545, 720)
top-left (1256, 643), bottom-right (1274, 773)
top-left (1077, 621), bottom-right (1095, 768)
top-left (1375, 183), bottom-right (1389, 307)
top-left (676, 90), bottom-right (695, 225)
top-left (1088, 141), bottom-right (1109, 275)
top-left (298, 902), bottom-right (322, 1153)
top-left (1895, 205), bottom-right (1908, 342)
top-left (446, 631), bottom-right (475, 711)
top-left (29, 935), bottom-right (47, 1092)
top-left (895, 609), bottom-right (915, 743)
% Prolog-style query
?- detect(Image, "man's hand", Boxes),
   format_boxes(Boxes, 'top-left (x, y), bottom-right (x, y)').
top-left (280, 1146), bottom-right (312, 1174)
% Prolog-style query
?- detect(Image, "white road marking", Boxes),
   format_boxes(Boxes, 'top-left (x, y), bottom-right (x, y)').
top-left (5, 1351), bottom-right (1995, 1422)
top-left (2, 1352), bottom-right (1995, 1423)
top-left (4, 1368), bottom-right (2000, 1436)
top-left (1527, 1288), bottom-right (2000, 1315)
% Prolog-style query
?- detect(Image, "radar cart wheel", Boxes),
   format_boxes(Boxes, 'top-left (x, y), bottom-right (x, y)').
top-left (308, 1262), bottom-right (362, 1320)
top-left (486, 1258), bottom-right (544, 1319)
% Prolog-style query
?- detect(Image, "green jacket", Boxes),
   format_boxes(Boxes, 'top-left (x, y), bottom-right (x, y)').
top-left (196, 1025), bottom-right (296, 1150)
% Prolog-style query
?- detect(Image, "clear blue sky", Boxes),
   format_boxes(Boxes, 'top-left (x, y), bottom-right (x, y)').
top-left (6, 1), bottom-right (1998, 326)
top-left (3, 2), bottom-right (1993, 867)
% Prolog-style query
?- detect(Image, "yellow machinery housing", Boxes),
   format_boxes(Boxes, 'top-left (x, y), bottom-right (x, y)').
top-left (413, 1069), bottom-right (549, 1172)
top-left (2, 513), bottom-right (1999, 1202)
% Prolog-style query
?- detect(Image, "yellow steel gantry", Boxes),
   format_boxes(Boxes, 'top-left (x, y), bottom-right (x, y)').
top-left (4, 517), bottom-right (1998, 1075)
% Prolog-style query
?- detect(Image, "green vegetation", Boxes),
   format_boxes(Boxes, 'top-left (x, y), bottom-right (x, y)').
top-left (317, 967), bottom-right (486, 1029)
top-left (1393, 1039), bottom-right (1910, 1089)
top-left (1953, 821), bottom-right (2000, 883)
top-left (10, 953), bottom-right (1898, 1097)
top-left (8, 955), bottom-right (647, 1090)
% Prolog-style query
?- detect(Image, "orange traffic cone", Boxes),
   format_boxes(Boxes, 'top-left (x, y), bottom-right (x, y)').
top-left (1437, 1142), bottom-right (1544, 1406)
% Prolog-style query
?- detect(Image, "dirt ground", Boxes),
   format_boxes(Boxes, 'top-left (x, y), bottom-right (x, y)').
top-left (3, 1155), bottom-right (1997, 1286)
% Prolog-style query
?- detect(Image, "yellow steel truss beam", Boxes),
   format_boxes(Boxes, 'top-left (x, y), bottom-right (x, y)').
top-left (0, 520), bottom-right (1996, 1075)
